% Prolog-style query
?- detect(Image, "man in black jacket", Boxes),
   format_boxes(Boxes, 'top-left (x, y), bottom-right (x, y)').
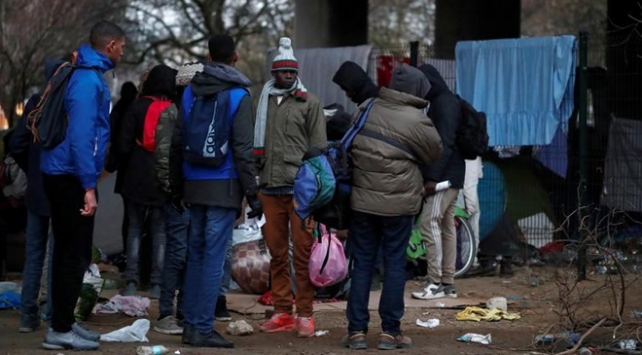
top-left (412, 64), bottom-right (466, 301)
top-left (118, 65), bottom-right (177, 298)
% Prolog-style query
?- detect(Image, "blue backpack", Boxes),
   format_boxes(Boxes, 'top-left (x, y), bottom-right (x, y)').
top-left (293, 99), bottom-right (375, 228)
top-left (183, 87), bottom-right (247, 166)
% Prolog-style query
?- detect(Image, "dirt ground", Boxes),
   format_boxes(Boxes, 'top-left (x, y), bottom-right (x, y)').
top-left (1, 266), bottom-right (641, 355)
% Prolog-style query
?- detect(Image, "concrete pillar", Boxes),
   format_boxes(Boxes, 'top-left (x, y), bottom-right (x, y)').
top-left (607, 0), bottom-right (642, 119)
top-left (294, 0), bottom-right (368, 48)
top-left (434, 0), bottom-right (521, 59)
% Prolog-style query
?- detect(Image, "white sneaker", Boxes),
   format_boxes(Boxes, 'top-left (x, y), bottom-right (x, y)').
top-left (411, 283), bottom-right (445, 300)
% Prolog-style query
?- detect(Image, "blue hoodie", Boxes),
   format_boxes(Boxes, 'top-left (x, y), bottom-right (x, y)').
top-left (40, 44), bottom-right (114, 189)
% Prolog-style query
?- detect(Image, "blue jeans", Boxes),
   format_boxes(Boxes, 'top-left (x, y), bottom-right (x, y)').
top-left (159, 204), bottom-right (190, 319)
top-left (182, 205), bottom-right (235, 334)
top-left (347, 211), bottom-right (413, 335)
top-left (123, 201), bottom-right (166, 286)
top-left (219, 235), bottom-right (233, 296)
top-left (20, 211), bottom-right (53, 326)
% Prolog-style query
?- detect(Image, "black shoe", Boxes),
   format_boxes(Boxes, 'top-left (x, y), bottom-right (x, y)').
top-left (500, 260), bottom-right (514, 277)
top-left (182, 324), bottom-right (193, 345)
top-left (215, 295), bottom-right (232, 322)
top-left (188, 329), bottom-right (234, 348)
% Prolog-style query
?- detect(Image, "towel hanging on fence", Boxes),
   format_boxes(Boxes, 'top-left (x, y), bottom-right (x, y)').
top-left (455, 36), bottom-right (577, 147)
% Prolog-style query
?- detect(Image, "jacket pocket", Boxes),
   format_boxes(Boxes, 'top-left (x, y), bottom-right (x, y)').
top-left (282, 145), bottom-right (306, 185)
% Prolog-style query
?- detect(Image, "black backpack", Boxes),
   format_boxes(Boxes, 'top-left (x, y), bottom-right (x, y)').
top-left (455, 96), bottom-right (489, 159)
top-left (28, 53), bottom-right (102, 150)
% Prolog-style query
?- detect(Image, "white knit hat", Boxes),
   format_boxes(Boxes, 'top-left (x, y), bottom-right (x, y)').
top-left (176, 62), bottom-right (204, 86)
top-left (272, 37), bottom-right (298, 72)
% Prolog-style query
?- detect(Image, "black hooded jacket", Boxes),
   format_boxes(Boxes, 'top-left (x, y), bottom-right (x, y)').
top-left (117, 64), bottom-right (177, 206)
top-left (419, 64), bottom-right (465, 188)
top-left (105, 81), bottom-right (138, 194)
top-left (332, 61), bottom-right (379, 105)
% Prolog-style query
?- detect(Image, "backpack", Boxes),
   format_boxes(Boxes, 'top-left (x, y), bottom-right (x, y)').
top-left (455, 96), bottom-right (489, 160)
top-left (183, 87), bottom-right (247, 166)
top-left (137, 96), bottom-right (172, 152)
top-left (28, 52), bottom-right (103, 150)
top-left (293, 99), bottom-right (375, 228)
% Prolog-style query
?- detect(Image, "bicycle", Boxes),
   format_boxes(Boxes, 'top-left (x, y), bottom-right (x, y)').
top-left (407, 206), bottom-right (477, 278)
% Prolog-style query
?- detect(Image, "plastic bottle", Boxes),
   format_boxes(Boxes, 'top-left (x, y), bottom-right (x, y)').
top-left (136, 345), bottom-right (169, 355)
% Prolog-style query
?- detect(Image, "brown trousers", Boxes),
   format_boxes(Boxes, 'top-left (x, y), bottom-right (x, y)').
top-left (259, 193), bottom-right (315, 317)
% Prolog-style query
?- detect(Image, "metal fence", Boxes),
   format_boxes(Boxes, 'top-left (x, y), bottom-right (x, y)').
top-left (370, 35), bottom-right (642, 268)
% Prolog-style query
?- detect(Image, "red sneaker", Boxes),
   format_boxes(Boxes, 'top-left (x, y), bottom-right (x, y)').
top-left (296, 317), bottom-right (315, 338)
top-left (259, 313), bottom-right (295, 333)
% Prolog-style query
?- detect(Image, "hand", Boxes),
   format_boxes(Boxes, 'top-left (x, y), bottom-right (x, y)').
top-left (80, 189), bottom-right (98, 217)
top-left (246, 194), bottom-right (263, 220)
top-left (171, 194), bottom-right (186, 214)
top-left (423, 181), bottom-right (437, 197)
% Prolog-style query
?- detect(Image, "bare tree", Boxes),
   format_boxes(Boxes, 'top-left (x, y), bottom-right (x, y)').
top-left (126, 0), bottom-right (294, 85)
top-left (0, 0), bottom-right (128, 127)
top-left (368, 0), bottom-right (436, 48)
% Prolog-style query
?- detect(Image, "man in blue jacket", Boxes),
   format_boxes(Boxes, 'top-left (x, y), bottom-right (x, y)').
top-left (170, 34), bottom-right (262, 348)
top-left (40, 21), bottom-right (125, 351)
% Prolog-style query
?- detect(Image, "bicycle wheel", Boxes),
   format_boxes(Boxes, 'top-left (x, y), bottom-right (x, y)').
top-left (454, 216), bottom-right (476, 278)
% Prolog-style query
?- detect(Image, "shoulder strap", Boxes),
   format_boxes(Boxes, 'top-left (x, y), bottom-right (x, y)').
top-left (340, 98), bottom-right (376, 147)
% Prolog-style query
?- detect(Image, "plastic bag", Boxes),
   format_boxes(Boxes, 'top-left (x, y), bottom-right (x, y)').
top-left (100, 319), bottom-right (150, 342)
top-left (232, 206), bottom-right (264, 246)
top-left (309, 224), bottom-right (348, 287)
top-left (75, 263), bottom-right (104, 321)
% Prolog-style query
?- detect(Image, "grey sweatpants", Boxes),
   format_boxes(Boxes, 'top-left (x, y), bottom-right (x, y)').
top-left (419, 188), bottom-right (459, 285)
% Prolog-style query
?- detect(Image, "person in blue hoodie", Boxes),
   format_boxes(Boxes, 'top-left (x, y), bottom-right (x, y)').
top-left (39, 21), bottom-right (125, 351)
top-left (170, 34), bottom-right (262, 348)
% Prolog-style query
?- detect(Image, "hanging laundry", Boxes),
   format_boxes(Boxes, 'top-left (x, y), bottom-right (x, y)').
top-left (456, 36), bottom-right (576, 147)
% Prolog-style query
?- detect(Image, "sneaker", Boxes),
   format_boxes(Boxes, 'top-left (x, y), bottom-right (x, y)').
top-left (148, 284), bottom-right (161, 299)
top-left (378, 332), bottom-right (412, 350)
top-left (441, 284), bottom-right (458, 299)
top-left (72, 322), bottom-right (101, 341)
top-left (42, 329), bottom-right (99, 350)
top-left (121, 281), bottom-right (138, 296)
top-left (154, 316), bottom-right (184, 335)
top-left (341, 331), bottom-right (367, 349)
top-left (259, 312), bottom-right (295, 333)
top-left (215, 295), bottom-right (232, 322)
top-left (411, 283), bottom-right (445, 300)
top-left (296, 316), bottom-right (315, 338)
top-left (19, 315), bottom-right (40, 333)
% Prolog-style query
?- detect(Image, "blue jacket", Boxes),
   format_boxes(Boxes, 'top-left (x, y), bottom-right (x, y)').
top-left (40, 44), bottom-right (114, 189)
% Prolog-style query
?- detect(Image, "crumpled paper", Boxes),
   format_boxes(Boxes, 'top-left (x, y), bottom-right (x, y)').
top-left (416, 318), bottom-right (440, 328)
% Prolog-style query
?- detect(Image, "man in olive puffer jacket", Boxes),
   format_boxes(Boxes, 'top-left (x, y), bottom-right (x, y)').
top-left (339, 64), bottom-right (442, 350)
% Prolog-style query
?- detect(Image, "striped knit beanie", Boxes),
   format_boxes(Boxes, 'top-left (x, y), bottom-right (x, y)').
top-left (271, 37), bottom-right (298, 72)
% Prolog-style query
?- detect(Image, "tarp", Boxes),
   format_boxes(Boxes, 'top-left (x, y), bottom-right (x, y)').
top-left (267, 45), bottom-right (374, 112)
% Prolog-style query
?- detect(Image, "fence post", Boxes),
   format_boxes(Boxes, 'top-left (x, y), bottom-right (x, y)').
top-left (410, 41), bottom-right (419, 67)
top-left (577, 31), bottom-right (589, 281)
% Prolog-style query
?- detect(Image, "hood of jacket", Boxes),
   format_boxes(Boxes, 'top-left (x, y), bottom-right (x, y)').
top-left (390, 64), bottom-right (431, 100)
top-left (378, 87), bottom-right (428, 109)
top-left (75, 43), bottom-right (114, 73)
top-left (191, 62), bottom-right (252, 96)
top-left (141, 64), bottom-right (178, 99)
top-left (332, 61), bottom-right (379, 104)
top-left (419, 64), bottom-right (451, 100)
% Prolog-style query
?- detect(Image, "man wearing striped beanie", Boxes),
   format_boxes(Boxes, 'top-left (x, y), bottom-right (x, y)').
top-left (254, 37), bottom-right (326, 338)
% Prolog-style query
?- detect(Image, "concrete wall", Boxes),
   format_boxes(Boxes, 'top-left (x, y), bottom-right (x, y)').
top-left (435, 0), bottom-right (521, 59)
